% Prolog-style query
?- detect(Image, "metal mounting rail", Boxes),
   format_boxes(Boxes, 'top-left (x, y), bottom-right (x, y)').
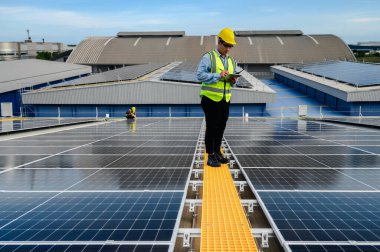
top-left (178, 228), bottom-right (274, 248)
top-left (185, 199), bottom-right (258, 213)
top-left (192, 168), bottom-right (240, 179)
top-left (189, 180), bottom-right (248, 192)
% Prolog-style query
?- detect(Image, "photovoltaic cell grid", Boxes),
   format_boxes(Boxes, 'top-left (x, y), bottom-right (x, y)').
top-left (0, 118), bottom-right (203, 250)
top-left (285, 61), bottom-right (380, 87)
top-left (0, 118), bottom-right (94, 134)
top-left (160, 62), bottom-right (200, 84)
top-left (0, 192), bottom-right (182, 242)
top-left (322, 117), bottom-right (380, 128)
top-left (244, 168), bottom-right (380, 190)
top-left (160, 61), bottom-right (253, 88)
top-left (289, 245), bottom-right (380, 252)
top-left (260, 192), bottom-right (380, 242)
top-left (55, 63), bottom-right (168, 87)
top-left (0, 244), bottom-right (170, 252)
top-left (225, 118), bottom-right (380, 251)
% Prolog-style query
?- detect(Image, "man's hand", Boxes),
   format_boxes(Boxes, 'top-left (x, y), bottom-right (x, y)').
top-left (220, 70), bottom-right (229, 78)
top-left (228, 77), bottom-right (238, 84)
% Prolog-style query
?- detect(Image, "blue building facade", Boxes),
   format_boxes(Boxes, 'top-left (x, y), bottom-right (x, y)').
top-left (0, 75), bottom-right (87, 117)
top-left (274, 73), bottom-right (380, 116)
top-left (25, 104), bottom-right (267, 118)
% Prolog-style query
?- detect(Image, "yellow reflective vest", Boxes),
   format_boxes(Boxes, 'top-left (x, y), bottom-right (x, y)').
top-left (200, 50), bottom-right (236, 102)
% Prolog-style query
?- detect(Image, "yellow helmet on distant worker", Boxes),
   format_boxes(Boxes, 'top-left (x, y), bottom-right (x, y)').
top-left (131, 107), bottom-right (136, 113)
top-left (218, 28), bottom-right (236, 45)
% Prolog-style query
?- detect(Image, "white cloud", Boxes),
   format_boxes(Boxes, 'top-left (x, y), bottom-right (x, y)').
top-left (348, 17), bottom-right (380, 23)
top-left (0, 6), bottom-right (170, 29)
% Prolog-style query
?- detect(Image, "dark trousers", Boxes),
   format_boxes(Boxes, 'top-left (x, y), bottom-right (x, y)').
top-left (201, 96), bottom-right (230, 154)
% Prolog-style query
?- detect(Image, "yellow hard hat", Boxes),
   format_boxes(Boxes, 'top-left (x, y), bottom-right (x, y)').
top-left (218, 28), bottom-right (236, 45)
top-left (131, 107), bottom-right (136, 112)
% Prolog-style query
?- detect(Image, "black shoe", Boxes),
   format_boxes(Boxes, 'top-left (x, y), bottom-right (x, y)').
top-left (207, 153), bottom-right (221, 167)
top-left (215, 152), bottom-right (229, 164)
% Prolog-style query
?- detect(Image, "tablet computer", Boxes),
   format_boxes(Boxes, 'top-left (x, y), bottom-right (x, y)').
top-left (228, 73), bottom-right (242, 78)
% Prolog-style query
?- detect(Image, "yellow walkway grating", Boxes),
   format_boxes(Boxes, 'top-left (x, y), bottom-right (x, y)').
top-left (200, 153), bottom-right (259, 252)
top-left (0, 118), bottom-right (26, 122)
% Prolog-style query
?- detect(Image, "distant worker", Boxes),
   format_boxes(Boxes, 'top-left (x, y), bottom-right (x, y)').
top-left (196, 28), bottom-right (240, 167)
top-left (126, 107), bottom-right (136, 119)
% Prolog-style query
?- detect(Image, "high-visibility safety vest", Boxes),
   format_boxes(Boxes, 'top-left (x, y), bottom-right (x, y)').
top-left (200, 50), bottom-right (236, 102)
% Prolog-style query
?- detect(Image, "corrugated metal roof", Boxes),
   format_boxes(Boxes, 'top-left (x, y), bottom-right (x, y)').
top-left (117, 31), bottom-right (185, 37)
top-left (66, 37), bottom-right (111, 64)
top-left (235, 30), bottom-right (304, 36)
top-left (22, 80), bottom-right (275, 105)
top-left (67, 33), bottom-right (355, 65)
top-left (0, 59), bottom-right (92, 93)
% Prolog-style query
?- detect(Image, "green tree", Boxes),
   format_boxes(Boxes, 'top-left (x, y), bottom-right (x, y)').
top-left (356, 51), bottom-right (365, 57)
top-left (36, 51), bottom-right (52, 60)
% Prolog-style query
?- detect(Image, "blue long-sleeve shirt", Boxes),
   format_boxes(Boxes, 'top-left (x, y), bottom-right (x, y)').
top-left (196, 50), bottom-right (238, 84)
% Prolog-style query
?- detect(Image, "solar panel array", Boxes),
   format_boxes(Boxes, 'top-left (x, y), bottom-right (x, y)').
top-left (289, 245), bottom-right (380, 252)
top-left (0, 118), bottom-right (95, 134)
top-left (322, 117), bottom-right (380, 128)
top-left (160, 62), bottom-right (253, 88)
top-left (0, 118), bottom-right (203, 251)
top-left (285, 61), bottom-right (380, 87)
top-left (225, 118), bottom-right (380, 251)
top-left (55, 63), bottom-right (168, 87)
top-left (160, 62), bottom-right (200, 84)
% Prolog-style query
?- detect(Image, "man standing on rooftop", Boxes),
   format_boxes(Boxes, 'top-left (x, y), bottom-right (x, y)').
top-left (196, 28), bottom-right (239, 167)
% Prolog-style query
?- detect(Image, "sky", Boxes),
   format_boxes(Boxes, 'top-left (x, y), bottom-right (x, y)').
top-left (1, 0), bottom-right (380, 45)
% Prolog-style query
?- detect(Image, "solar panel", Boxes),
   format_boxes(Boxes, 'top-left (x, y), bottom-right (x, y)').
top-left (290, 146), bottom-right (369, 154)
top-left (259, 191), bottom-right (380, 242)
top-left (0, 192), bottom-right (57, 227)
top-left (226, 117), bottom-right (380, 250)
top-left (351, 146), bottom-right (380, 154)
top-left (0, 169), bottom-right (97, 191)
top-left (65, 146), bottom-right (137, 155)
top-left (309, 154), bottom-right (380, 168)
top-left (285, 61), bottom-right (380, 87)
top-left (289, 245), bottom-right (380, 252)
top-left (226, 140), bottom-right (287, 147)
top-left (0, 155), bottom-right (48, 169)
top-left (141, 141), bottom-right (198, 147)
top-left (0, 140), bottom-right (90, 147)
top-left (0, 191), bottom-right (182, 242)
top-left (106, 155), bottom-right (194, 168)
top-left (231, 146), bottom-right (299, 154)
top-left (0, 244), bottom-right (170, 252)
top-left (322, 117), bottom-right (380, 128)
top-left (0, 118), bottom-right (204, 250)
top-left (20, 155), bottom-right (124, 168)
top-left (235, 155), bottom-right (327, 168)
top-left (0, 146), bottom-right (70, 155)
top-left (55, 63), bottom-right (168, 87)
top-left (128, 146), bottom-right (195, 155)
top-left (244, 168), bottom-right (379, 190)
top-left (0, 119), bottom-right (94, 134)
top-left (71, 169), bottom-right (190, 190)
top-left (160, 62), bottom-right (200, 83)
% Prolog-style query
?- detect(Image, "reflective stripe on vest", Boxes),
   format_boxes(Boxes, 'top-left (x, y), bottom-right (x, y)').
top-left (200, 50), bottom-right (235, 102)
top-left (201, 86), bottom-right (231, 94)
